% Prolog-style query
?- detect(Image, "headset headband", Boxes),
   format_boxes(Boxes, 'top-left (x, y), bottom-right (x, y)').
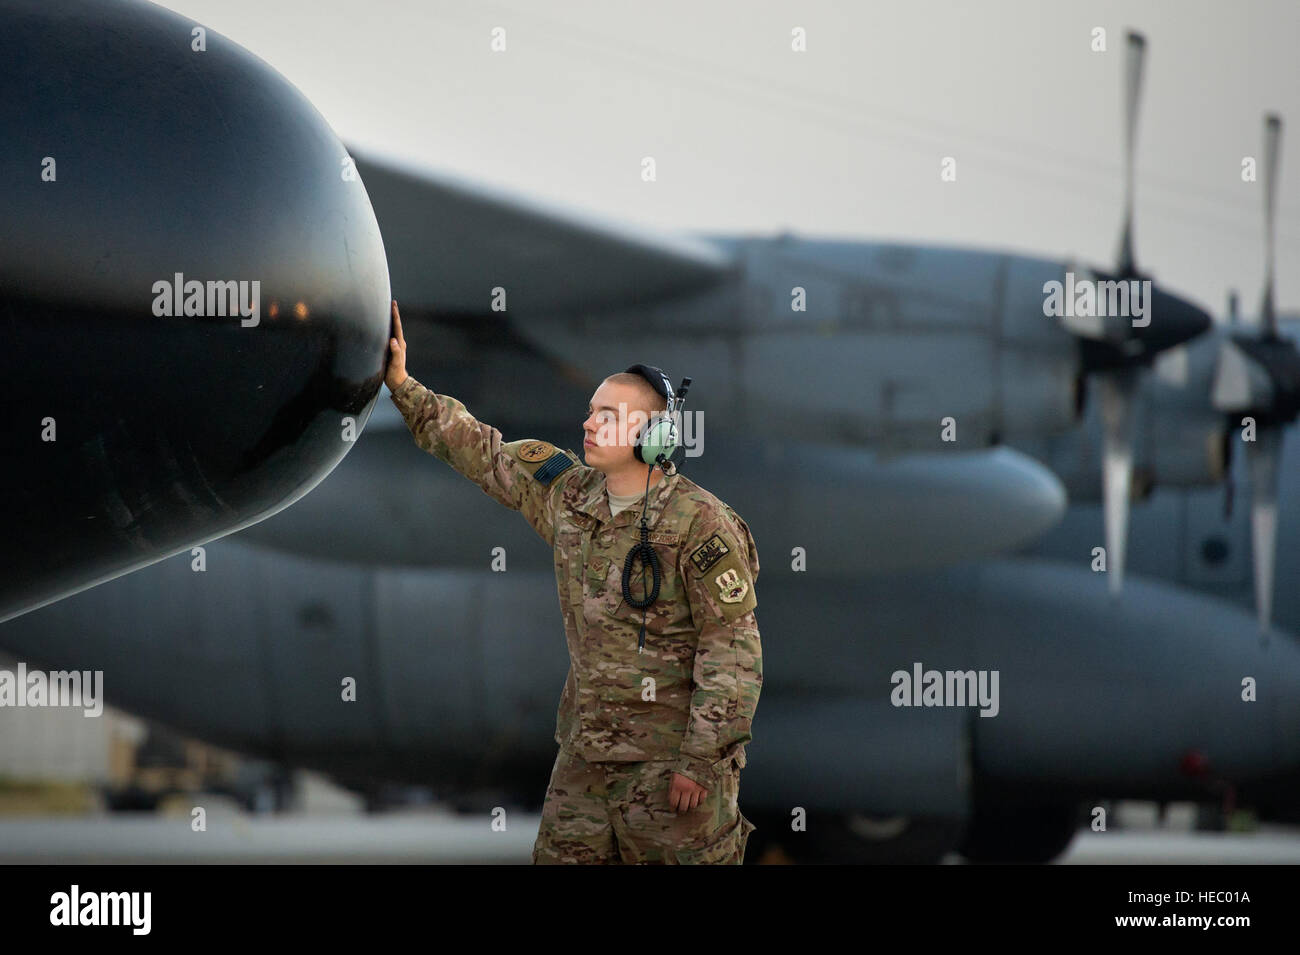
top-left (624, 363), bottom-right (675, 409)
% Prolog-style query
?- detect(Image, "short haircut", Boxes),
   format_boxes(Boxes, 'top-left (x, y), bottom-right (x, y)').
top-left (602, 371), bottom-right (667, 417)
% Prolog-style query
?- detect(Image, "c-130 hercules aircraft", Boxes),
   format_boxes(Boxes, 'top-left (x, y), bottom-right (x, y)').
top-left (1, 0), bottom-right (1297, 862)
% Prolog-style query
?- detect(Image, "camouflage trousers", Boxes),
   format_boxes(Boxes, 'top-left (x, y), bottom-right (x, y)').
top-left (532, 747), bottom-right (756, 864)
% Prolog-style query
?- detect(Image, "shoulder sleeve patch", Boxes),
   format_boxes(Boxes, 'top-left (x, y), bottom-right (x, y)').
top-left (689, 533), bottom-right (731, 574)
top-left (707, 554), bottom-right (757, 623)
top-left (516, 440), bottom-right (556, 462)
top-left (531, 450), bottom-right (575, 486)
top-left (683, 504), bottom-right (758, 623)
top-left (506, 439), bottom-right (579, 488)
top-left (505, 440), bottom-right (579, 487)
top-left (713, 566), bottom-right (751, 607)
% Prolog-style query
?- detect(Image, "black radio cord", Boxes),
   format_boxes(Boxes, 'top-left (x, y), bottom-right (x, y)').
top-left (621, 460), bottom-right (661, 654)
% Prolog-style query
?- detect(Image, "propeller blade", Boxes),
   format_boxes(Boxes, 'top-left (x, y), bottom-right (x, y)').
top-left (1116, 31), bottom-right (1147, 276)
top-left (1212, 335), bottom-right (1275, 412)
top-left (1261, 114), bottom-right (1281, 336)
top-left (1099, 369), bottom-right (1138, 595)
top-left (1247, 425), bottom-right (1283, 631)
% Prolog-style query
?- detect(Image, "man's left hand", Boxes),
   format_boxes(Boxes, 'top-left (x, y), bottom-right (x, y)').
top-left (668, 772), bottom-right (708, 813)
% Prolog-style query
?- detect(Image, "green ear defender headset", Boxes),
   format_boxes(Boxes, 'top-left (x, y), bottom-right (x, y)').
top-left (624, 363), bottom-right (691, 473)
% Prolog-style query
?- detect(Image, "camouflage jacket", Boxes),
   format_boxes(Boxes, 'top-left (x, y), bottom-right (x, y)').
top-left (390, 376), bottom-right (762, 789)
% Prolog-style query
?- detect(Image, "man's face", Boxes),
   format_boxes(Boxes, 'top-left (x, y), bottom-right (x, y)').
top-left (582, 381), bottom-right (656, 472)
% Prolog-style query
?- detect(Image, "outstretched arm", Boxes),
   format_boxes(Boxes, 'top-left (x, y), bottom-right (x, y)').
top-left (386, 301), bottom-right (580, 545)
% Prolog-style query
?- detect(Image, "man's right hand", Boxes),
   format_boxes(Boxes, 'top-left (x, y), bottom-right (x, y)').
top-left (386, 299), bottom-right (409, 392)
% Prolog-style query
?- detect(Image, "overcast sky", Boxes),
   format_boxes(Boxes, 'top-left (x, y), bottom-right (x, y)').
top-left (157, 0), bottom-right (1300, 319)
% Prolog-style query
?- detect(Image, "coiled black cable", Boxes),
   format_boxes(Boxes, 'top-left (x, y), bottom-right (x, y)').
top-left (621, 459), bottom-right (660, 653)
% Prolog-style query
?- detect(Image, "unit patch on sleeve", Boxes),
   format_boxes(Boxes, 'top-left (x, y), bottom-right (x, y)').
top-left (517, 440), bottom-right (556, 462)
top-left (715, 567), bottom-right (749, 604)
top-left (689, 533), bottom-right (731, 574)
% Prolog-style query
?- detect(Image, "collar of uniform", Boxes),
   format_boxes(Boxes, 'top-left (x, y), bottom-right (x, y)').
top-left (575, 468), bottom-right (680, 529)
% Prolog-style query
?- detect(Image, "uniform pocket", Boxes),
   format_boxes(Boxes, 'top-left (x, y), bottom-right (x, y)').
top-left (673, 807), bottom-right (755, 865)
top-left (732, 625), bottom-right (762, 719)
top-left (599, 544), bottom-right (693, 638)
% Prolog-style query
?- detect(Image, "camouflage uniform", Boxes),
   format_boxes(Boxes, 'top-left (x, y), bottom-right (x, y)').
top-left (390, 376), bottom-right (761, 864)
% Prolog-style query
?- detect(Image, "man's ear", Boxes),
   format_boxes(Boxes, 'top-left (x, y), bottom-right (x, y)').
top-left (626, 409), bottom-right (649, 445)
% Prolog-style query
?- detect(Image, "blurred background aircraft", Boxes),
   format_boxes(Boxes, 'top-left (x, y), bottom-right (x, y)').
top-left (2, 0), bottom-right (1299, 863)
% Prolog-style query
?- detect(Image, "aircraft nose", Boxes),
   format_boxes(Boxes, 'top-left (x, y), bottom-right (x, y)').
top-left (0, 0), bottom-right (391, 622)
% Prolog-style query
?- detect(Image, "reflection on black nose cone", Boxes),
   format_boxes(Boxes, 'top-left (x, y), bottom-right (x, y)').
top-left (0, 0), bottom-right (391, 623)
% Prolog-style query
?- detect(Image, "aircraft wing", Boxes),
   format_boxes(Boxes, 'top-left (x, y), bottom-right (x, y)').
top-left (346, 144), bottom-right (737, 314)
